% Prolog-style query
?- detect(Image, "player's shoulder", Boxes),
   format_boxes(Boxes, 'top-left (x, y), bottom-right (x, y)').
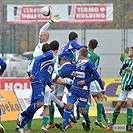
top-left (123, 57), bottom-right (132, 63)
top-left (92, 51), bottom-right (100, 60)
top-left (125, 57), bottom-right (131, 61)
top-left (96, 53), bottom-right (100, 59)
top-left (69, 40), bottom-right (77, 44)
top-left (44, 50), bottom-right (53, 56)
top-left (87, 59), bottom-right (95, 66)
top-left (92, 51), bottom-right (100, 57)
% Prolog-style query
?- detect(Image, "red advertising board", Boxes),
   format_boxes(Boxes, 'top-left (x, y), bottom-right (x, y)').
top-left (74, 5), bottom-right (106, 20)
top-left (20, 5), bottom-right (51, 20)
top-left (0, 77), bottom-right (121, 98)
top-left (0, 78), bottom-right (31, 90)
top-left (7, 4), bottom-right (113, 24)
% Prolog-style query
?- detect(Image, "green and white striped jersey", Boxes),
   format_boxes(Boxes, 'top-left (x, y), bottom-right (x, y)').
top-left (119, 58), bottom-right (133, 91)
top-left (88, 49), bottom-right (100, 69)
top-left (53, 56), bottom-right (60, 75)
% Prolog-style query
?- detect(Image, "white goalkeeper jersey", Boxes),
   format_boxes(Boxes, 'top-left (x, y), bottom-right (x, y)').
top-left (33, 22), bottom-right (51, 58)
top-left (27, 22), bottom-right (51, 73)
top-left (33, 42), bottom-right (46, 57)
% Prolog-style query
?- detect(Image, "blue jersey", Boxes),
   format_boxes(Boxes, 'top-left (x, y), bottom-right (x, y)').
top-left (59, 40), bottom-right (86, 62)
top-left (0, 58), bottom-right (7, 72)
top-left (31, 50), bottom-right (54, 86)
top-left (72, 59), bottom-right (103, 90)
top-left (60, 62), bottom-right (75, 79)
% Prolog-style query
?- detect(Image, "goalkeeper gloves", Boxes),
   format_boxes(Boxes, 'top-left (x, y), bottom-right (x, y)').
top-left (125, 85), bottom-right (133, 91)
top-left (49, 14), bottom-right (60, 24)
top-left (122, 63), bottom-right (128, 70)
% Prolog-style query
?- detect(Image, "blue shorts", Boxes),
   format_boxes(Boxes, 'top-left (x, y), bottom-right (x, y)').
top-left (31, 83), bottom-right (45, 104)
top-left (67, 87), bottom-right (90, 108)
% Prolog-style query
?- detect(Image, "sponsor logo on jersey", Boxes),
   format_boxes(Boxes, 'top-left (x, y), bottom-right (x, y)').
top-left (76, 71), bottom-right (85, 78)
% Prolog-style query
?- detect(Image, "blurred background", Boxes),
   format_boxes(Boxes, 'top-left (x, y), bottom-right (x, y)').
top-left (0, 0), bottom-right (133, 78)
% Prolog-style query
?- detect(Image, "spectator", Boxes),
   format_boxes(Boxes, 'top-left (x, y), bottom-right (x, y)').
top-left (120, 47), bottom-right (129, 63)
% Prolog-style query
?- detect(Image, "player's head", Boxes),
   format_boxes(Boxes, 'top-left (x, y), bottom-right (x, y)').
top-left (69, 32), bottom-right (78, 41)
top-left (39, 31), bottom-right (49, 43)
top-left (128, 47), bottom-right (133, 58)
top-left (88, 39), bottom-right (98, 50)
top-left (50, 40), bottom-right (59, 55)
top-left (42, 43), bottom-right (50, 53)
top-left (79, 48), bottom-right (88, 59)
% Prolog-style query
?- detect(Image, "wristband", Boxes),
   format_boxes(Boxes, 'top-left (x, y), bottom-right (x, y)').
top-left (49, 20), bottom-right (54, 24)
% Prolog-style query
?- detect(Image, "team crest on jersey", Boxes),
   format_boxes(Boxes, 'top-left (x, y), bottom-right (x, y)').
top-left (79, 97), bottom-right (87, 102)
top-left (80, 65), bottom-right (86, 70)
top-left (125, 67), bottom-right (132, 74)
top-left (47, 66), bottom-right (53, 74)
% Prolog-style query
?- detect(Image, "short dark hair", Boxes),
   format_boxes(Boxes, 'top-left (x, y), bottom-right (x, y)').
top-left (42, 43), bottom-right (50, 53)
top-left (88, 39), bottom-right (98, 49)
top-left (79, 48), bottom-right (88, 57)
top-left (69, 32), bottom-right (78, 41)
top-left (50, 40), bottom-right (59, 51)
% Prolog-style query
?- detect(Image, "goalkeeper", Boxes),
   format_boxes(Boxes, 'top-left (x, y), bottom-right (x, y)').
top-left (27, 14), bottom-right (60, 75)
top-left (106, 47), bottom-right (133, 131)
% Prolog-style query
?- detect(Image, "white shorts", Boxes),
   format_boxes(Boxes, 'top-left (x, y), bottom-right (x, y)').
top-left (118, 90), bottom-right (133, 101)
top-left (90, 80), bottom-right (103, 95)
top-left (54, 83), bottom-right (65, 97)
top-left (44, 85), bottom-right (51, 105)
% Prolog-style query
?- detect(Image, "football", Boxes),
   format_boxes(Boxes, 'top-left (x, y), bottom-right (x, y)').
top-left (0, 124), bottom-right (5, 133)
top-left (41, 6), bottom-right (52, 16)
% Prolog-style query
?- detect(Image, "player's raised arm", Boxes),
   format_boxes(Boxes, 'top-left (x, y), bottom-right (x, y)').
top-left (40, 14), bottom-right (60, 33)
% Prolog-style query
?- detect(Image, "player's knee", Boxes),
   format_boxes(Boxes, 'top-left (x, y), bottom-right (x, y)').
top-left (79, 108), bottom-right (85, 114)
top-left (65, 102), bottom-right (73, 109)
top-left (37, 102), bottom-right (44, 108)
top-left (96, 92), bottom-right (103, 100)
top-left (115, 103), bottom-right (122, 110)
top-left (126, 102), bottom-right (132, 108)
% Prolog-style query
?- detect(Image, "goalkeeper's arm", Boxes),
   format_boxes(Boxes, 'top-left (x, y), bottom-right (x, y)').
top-left (40, 14), bottom-right (60, 33)
top-left (40, 22), bottom-right (51, 33)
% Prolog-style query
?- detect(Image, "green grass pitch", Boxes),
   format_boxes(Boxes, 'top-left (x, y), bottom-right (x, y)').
top-left (2, 113), bottom-right (126, 133)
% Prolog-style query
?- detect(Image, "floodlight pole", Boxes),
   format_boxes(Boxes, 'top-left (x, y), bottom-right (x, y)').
top-left (123, 3), bottom-right (126, 51)
top-left (35, 0), bottom-right (38, 46)
top-left (82, 22), bottom-right (86, 45)
top-left (1, 5), bottom-right (6, 56)
top-left (132, 2), bottom-right (133, 47)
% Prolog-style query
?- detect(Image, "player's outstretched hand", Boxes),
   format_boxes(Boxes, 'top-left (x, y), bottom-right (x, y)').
top-left (49, 14), bottom-right (60, 24)
top-left (29, 75), bottom-right (34, 81)
top-left (71, 71), bottom-right (76, 77)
